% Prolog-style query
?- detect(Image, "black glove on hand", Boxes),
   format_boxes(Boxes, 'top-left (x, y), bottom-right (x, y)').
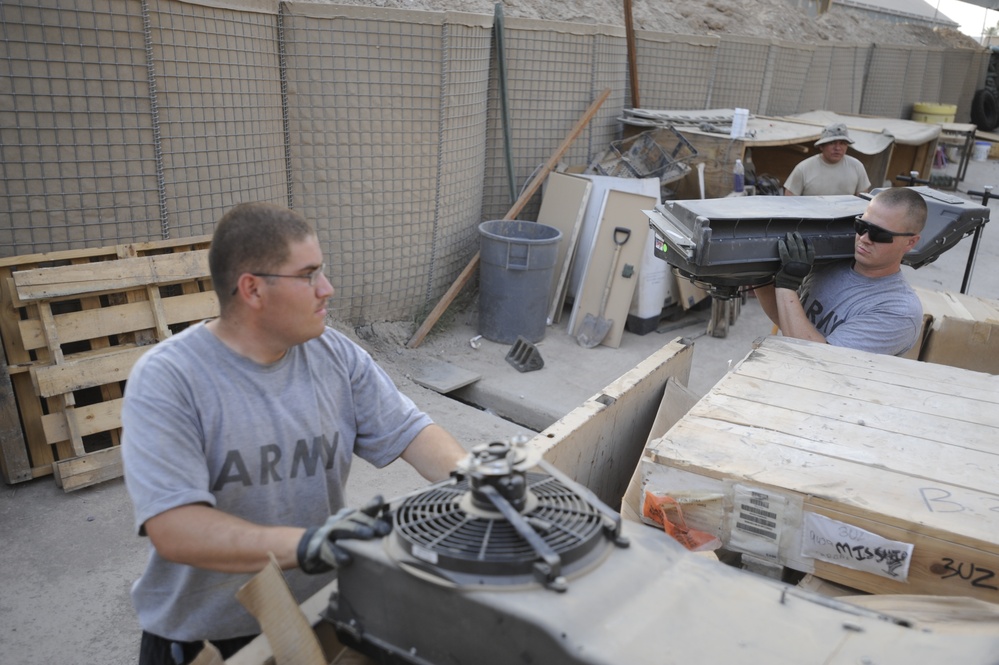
top-left (297, 495), bottom-right (392, 574)
top-left (775, 231), bottom-right (815, 291)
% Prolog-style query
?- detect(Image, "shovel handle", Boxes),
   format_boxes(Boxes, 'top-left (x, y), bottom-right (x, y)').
top-left (613, 227), bottom-right (631, 246)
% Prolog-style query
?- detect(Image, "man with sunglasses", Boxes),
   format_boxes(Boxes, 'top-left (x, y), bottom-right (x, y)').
top-left (121, 202), bottom-right (468, 664)
top-left (755, 187), bottom-right (926, 356)
top-left (784, 123), bottom-right (871, 197)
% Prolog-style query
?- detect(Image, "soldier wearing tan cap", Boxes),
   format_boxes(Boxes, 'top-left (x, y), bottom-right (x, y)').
top-left (784, 123), bottom-right (871, 196)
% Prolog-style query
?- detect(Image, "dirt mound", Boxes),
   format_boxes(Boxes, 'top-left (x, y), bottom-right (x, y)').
top-left (321, 0), bottom-right (982, 50)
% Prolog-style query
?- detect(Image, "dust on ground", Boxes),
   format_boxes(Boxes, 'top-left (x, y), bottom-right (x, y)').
top-left (316, 0), bottom-right (981, 49)
top-left (350, 301), bottom-right (479, 368)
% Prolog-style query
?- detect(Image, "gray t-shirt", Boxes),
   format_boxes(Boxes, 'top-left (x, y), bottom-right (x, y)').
top-left (799, 261), bottom-right (922, 356)
top-left (121, 322), bottom-right (431, 641)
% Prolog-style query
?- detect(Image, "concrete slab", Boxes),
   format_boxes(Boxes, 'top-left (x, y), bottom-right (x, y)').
top-left (409, 358), bottom-right (481, 393)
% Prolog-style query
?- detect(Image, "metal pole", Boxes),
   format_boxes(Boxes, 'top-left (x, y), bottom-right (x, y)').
top-left (961, 185), bottom-right (993, 294)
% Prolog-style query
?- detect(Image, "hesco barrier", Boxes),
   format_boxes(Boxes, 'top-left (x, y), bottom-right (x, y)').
top-left (0, 0), bottom-right (989, 323)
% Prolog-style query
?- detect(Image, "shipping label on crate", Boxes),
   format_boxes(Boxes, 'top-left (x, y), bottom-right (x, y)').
top-left (728, 484), bottom-right (787, 561)
top-left (801, 512), bottom-right (913, 581)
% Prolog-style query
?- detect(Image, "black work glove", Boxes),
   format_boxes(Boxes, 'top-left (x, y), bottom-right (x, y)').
top-left (774, 231), bottom-right (815, 291)
top-left (297, 495), bottom-right (392, 574)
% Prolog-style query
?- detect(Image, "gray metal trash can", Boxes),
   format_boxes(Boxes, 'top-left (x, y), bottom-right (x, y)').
top-left (478, 220), bottom-right (561, 344)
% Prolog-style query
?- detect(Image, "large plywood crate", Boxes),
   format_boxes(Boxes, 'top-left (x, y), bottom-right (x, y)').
top-left (0, 236), bottom-right (215, 489)
top-left (624, 335), bottom-right (999, 603)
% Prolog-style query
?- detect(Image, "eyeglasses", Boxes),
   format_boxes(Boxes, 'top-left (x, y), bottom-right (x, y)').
top-left (231, 262), bottom-right (326, 295)
top-left (853, 216), bottom-right (917, 244)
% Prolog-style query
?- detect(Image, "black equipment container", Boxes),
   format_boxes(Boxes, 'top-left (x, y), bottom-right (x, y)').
top-left (644, 186), bottom-right (989, 298)
top-left (888, 186), bottom-right (990, 268)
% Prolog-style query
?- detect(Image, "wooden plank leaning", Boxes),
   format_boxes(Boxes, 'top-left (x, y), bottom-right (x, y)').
top-left (0, 339), bottom-right (31, 483)
top-left (406, 87), bottom-right (612, 349)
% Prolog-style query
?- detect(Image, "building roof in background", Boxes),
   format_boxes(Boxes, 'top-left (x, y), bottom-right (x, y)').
top-left (954, 0), bottom-right (999, 11)
top-left (834, 0), bottom-right (960, 29)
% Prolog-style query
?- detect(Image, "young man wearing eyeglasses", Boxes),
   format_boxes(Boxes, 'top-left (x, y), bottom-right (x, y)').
top-left (121, 202), bottom-right (468, 664)
top-left (755, 187), bottom-right (926, 356)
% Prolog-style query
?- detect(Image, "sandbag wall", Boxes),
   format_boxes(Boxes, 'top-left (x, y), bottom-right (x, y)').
top-left (0, 0), bottom-right (989, 325)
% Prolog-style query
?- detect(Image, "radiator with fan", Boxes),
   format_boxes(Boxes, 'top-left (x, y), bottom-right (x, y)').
top-left (320, 440), bottom-right (999, 664)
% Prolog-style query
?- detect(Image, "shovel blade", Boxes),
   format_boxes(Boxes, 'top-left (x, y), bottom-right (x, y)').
top-left (576, 313), bottom-right (612, 348)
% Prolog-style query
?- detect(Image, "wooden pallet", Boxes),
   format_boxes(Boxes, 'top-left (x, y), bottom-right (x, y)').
top-left (0, 236), bottom-right (215, 490)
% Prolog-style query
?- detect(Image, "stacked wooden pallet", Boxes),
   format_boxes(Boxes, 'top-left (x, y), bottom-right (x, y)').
top-left (0, 236), bottom-right (216, 491)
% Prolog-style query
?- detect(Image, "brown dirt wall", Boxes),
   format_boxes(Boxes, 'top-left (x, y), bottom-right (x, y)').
top-left (313, 0), bottom-right (981, 49)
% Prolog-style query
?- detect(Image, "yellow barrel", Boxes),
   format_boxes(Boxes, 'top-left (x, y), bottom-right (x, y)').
top-left (912, 102), bottom-right (957, 124)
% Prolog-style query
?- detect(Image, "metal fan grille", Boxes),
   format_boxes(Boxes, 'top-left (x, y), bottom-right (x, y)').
top-left (393, 473), bottom-right (606, 576)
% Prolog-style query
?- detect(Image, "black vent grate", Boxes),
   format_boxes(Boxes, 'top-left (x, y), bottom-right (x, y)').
top-left (393, 473), bottom-right (607, 577)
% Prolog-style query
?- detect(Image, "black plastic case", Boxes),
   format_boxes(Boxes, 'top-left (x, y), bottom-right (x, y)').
top-left (645, 186), bottom-right (989, 291)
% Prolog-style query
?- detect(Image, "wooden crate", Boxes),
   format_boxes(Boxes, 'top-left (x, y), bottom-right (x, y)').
top-left (0, 236), bottom-right (215, 490)
top-left (914, 287), bottom-right (999, 374)
top-left (624, 336), bottom-right (999, 603)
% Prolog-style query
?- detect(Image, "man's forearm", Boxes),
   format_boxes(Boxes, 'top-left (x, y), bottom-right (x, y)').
top-left (401, 423), bottom-right (467, 482)
top-left (145, 504), bottom-right (305, 573)
top-left (754, 284), bottom-right (779, 326)
top-left (774, 288), bottom-right (826, 343)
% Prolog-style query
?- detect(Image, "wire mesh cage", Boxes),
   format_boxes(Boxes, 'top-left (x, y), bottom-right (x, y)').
top-left (588, 127), bottom-right (697, 184)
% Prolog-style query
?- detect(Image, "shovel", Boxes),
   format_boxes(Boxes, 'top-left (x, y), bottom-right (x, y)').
top-left (576, 226), bottom-right (630, 348)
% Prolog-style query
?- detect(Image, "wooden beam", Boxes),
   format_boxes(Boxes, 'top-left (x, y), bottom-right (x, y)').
top-left (624, 0), bottom-right (640, 109)
top-left (54, 446), bottom-right (123, 492)
top-left (406, 87), bottom-right (612, 349)
top-left (0, 340), bottom-right (31, 484)
top-left (41, 398), bottom-right (123, 443)
top-left (12, 250), bottom-right (209, 302)
top-left (31, 345), bottom-right (149, 398)
top-left (18, 290), bottom-right (218, 352)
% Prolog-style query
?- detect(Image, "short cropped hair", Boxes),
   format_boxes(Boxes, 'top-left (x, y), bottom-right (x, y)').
top-left (209, 202), bottom-right (315, 310)
top-left (872, 187), bottom-right (927, 234)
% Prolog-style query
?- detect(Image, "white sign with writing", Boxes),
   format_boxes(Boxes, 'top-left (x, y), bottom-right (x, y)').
top-left (801, 512), bottom-right (913, 581)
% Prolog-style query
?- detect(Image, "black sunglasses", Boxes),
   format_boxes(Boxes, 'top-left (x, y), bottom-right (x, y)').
top-left (853, 216), bottom-right (917, 244)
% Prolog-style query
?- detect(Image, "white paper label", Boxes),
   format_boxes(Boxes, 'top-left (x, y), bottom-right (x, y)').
top-left (801, 512), bottom-right (912, 581)
top-left (728, 485), bottom-right (785, 560)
